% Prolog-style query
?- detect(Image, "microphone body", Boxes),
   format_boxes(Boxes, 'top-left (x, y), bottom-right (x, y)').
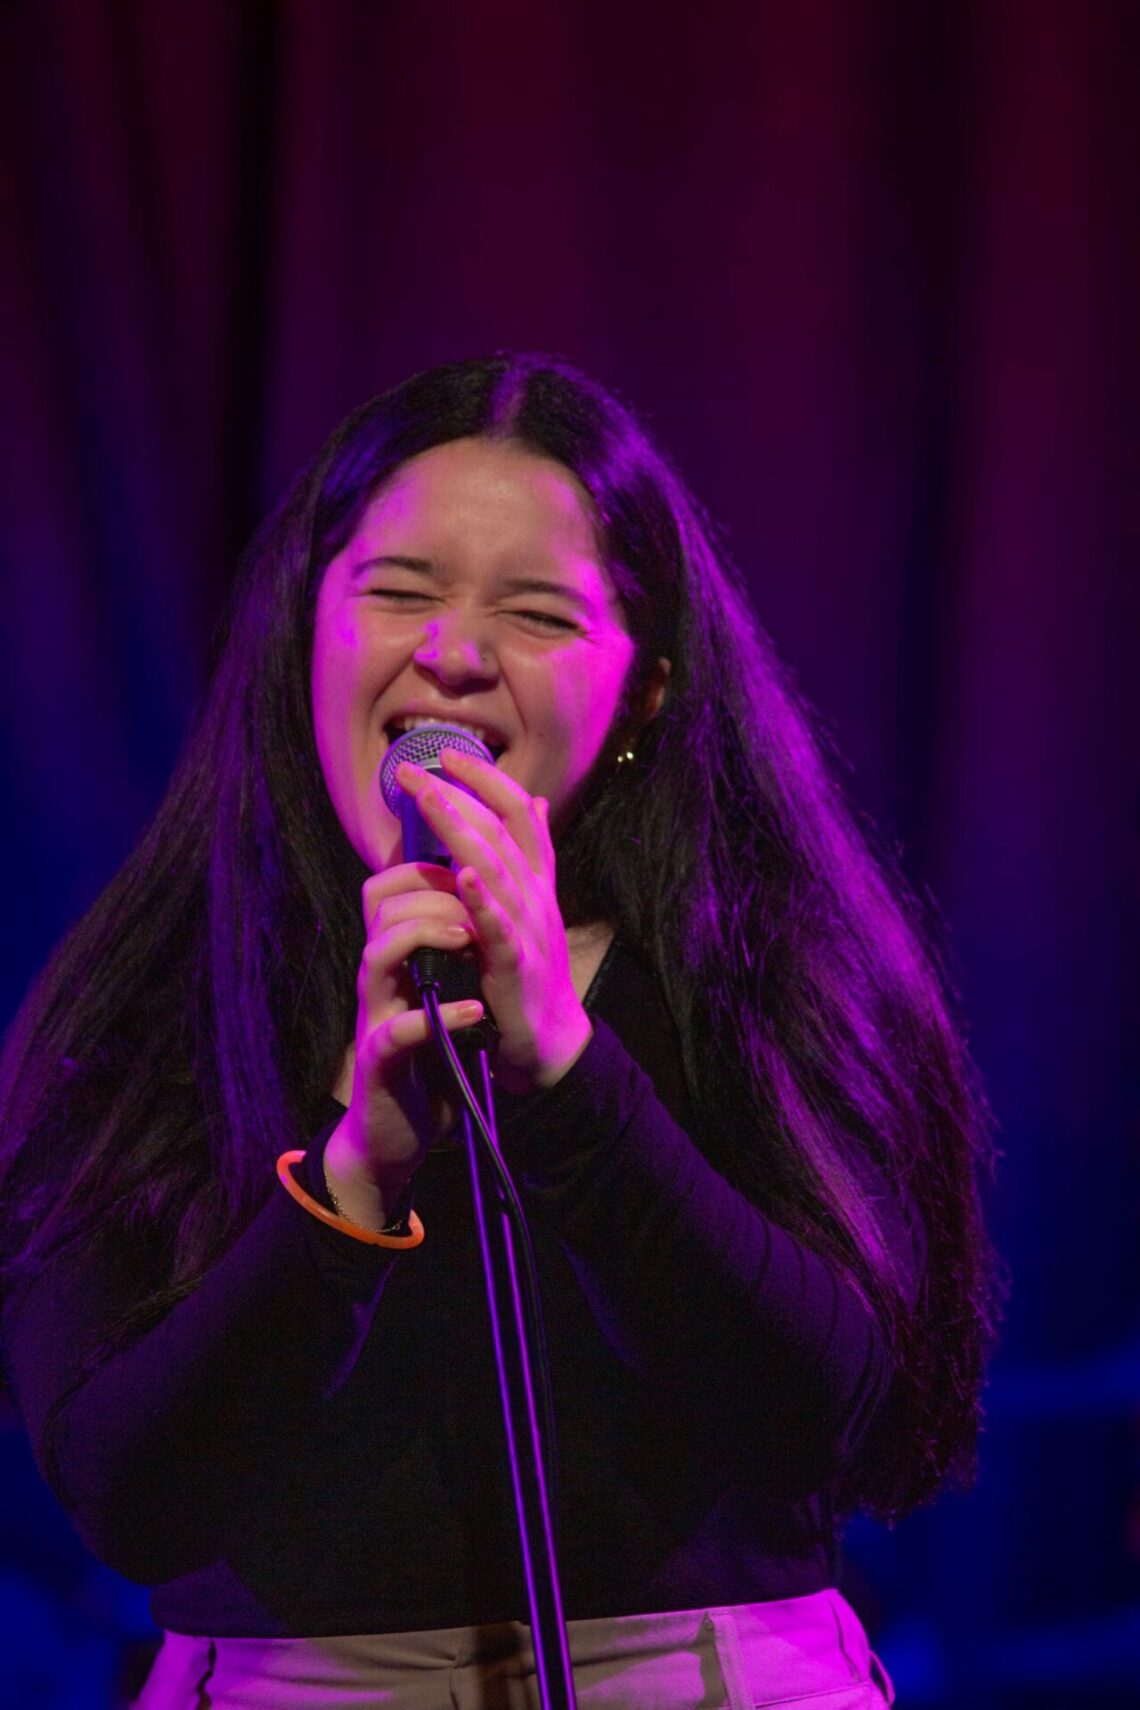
top-left (379, 723), bottom-right (496, 1003)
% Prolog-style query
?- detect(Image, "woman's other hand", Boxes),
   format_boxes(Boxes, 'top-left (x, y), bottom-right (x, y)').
top-left (396, 747), bottom-right (592, 1097)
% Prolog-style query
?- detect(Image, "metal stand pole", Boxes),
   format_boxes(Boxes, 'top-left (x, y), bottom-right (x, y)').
top-left (460, 1045), bottom-right (578, 1710)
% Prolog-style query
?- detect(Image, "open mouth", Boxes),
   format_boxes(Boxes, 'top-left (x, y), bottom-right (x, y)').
top-left (383, 717), bottom-right (507, 763)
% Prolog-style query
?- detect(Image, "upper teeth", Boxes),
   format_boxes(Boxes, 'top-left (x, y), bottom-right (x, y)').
top-left (391, 716), bottom-right (498, 744)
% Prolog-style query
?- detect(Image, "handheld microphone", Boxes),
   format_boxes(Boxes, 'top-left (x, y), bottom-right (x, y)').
top-left (379, 723), bottom-right (496, 1002)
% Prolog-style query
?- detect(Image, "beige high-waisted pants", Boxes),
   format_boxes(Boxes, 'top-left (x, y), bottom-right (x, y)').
top-left (132, 1590), bottom-right (896, 1709)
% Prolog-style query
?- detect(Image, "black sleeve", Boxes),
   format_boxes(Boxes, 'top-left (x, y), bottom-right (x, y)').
top-left (498, 1018), bottom-right (924, 1488)
top-left (1, 1126), bottom-right (399, 1584)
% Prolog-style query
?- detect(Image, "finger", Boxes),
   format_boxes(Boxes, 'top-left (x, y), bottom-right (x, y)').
top-left (359, 918), bottom-right (476, 1015)
top-left (396, 766), bottom-right (531, 902)
top-left (362, 862), bottom-right (459, 930)
top-left (360, 999), bottom-right (485, 1071)
top-left (533, 793), bottom-right (553, 858)
top-left (368, 888), bottom-right (474, 937)
top-left (456, 866), bottom-right (517, 960)
top-left (437, 748), bottom-right (551, 873)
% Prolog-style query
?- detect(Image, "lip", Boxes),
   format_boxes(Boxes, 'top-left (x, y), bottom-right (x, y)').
top-left (380, 706), bottom-right (511, 752)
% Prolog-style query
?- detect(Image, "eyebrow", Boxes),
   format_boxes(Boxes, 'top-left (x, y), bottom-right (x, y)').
top-left (352, 556), bottom-right (595, 613)
top-left (352, 555), bottom-right (438, 580)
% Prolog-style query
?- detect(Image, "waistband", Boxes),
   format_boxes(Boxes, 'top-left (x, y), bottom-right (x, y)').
top-left (136, 1590), bottom-right (894, 1709)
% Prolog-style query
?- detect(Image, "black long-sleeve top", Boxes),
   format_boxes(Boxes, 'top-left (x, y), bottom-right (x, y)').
top-left (4, 942), bottom-right (923, 1636)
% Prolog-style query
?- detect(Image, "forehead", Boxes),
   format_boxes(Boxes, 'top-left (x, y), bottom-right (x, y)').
top-left (349, 438), bottom-right (606, 571)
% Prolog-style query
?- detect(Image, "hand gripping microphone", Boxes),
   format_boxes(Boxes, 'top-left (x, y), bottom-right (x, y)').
top-left (378, 722), bottom-right (496, 1003)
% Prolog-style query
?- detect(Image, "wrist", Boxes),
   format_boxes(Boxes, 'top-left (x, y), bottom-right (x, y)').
top-left (323, 1114), bottom-right (416, 1229)
top-left (496, 1011), bottom-right (594, 1096)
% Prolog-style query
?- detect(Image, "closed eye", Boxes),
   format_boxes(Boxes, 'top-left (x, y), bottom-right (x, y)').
top-left (511, 610), bottom-right (581, 632)
top-left (368, 589), bottom-right (580, 633)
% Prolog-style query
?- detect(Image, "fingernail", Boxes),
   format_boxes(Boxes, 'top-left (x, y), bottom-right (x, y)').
top-left (445, 923), bottom-right (471, 939)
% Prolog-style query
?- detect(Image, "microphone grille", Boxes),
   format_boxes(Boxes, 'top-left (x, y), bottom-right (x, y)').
top-left (379, 723), bottom-right (495, 813)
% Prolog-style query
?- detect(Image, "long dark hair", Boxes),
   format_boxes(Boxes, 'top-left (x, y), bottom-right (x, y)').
top-left (0, 354), bottom-right (1002, 1520)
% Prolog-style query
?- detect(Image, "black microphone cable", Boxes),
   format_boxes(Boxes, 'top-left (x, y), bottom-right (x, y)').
top-left (421, 984), bottom-right (561, 1529)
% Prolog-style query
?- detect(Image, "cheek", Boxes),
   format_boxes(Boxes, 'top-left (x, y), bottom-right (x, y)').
top-left (569, 678), bottom-right (622, 755)
top-left (312, 600), bottom-right (394, 740)
top-left (310, 615), bottom-right (357, 778)
top-left (310, 601), bottom-right (394, 833)
top-left (533, 644), bottom-right (633, 766)
top-left (310, 629), bottom-right (402, 870)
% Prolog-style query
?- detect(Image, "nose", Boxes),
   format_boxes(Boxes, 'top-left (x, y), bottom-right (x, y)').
top-left (413, 610), bottom-right (499, 690)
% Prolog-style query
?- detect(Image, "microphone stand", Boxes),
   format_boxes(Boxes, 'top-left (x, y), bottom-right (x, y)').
top-left (422, 983), bottom-right (578, 1710)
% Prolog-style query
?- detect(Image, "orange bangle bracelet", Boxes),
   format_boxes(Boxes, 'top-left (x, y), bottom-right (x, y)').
top-left (276, 1151), bottom-right (425, 1249)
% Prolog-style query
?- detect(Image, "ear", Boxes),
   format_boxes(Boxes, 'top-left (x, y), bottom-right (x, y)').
top-left (615, 658), bottom-right (672, 761)
top-left (641, 656), bottom-right (671, 726)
